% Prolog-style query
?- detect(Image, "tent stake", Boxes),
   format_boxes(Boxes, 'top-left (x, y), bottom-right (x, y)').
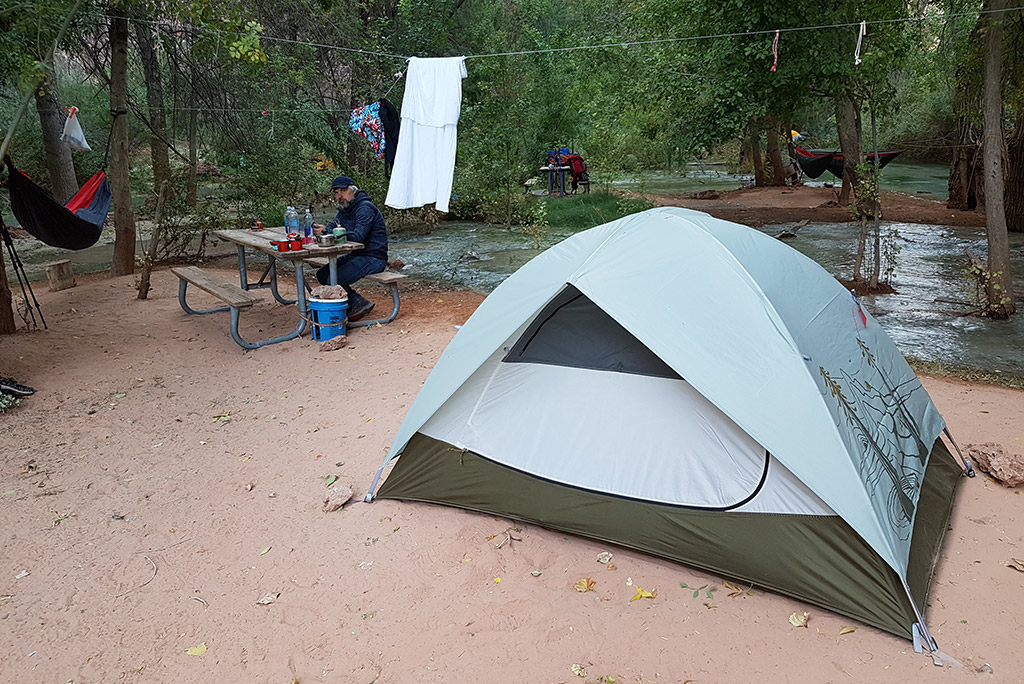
top-left (901, 575), bottom-right (939, 659)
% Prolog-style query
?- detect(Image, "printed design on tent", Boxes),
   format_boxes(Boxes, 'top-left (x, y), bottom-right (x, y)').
top-left (818, 339), bottom-right (930, 541)
top-left (349, 101), bottom-right (386, 160)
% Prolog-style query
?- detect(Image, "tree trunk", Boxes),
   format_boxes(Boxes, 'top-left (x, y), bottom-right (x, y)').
top-left (765, 119), bottom-right (786, 186)
top-left (947, 17), bottom-right (985, 211)
top-left (186, 39), bottom-right (198, 207)
top-left (0, 222), bottom-right (16, 334)
top-left (982, 0), bottom-right (1014, 317)
top-left (835, 97), bottom-right (863, 209)
top-left (948, 121), bottom-right (983, 210)
top-left (108, 8), bottom-right (136, 276)
top-left (747, 119), bottom-right (767, 187)
top-left (1005, 110), bottom-right (1024, 232)
top-left (135, 20), bottom-right (172, 198)
top-left (187, 103), bottom-right (198, 206)
top-left (34, 70), bottom-right (79, 203)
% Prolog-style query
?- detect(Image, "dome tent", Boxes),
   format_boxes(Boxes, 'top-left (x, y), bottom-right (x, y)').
top-left (365, 207), bottom-right (963, 645)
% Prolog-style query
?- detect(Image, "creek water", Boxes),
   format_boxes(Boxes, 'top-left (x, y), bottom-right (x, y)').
top-left (5, 173), bottom-right (1022, 375)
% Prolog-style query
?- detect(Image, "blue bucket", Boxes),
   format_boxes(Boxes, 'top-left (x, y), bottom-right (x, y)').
top-left (308, 297), bottom-right (348, 341)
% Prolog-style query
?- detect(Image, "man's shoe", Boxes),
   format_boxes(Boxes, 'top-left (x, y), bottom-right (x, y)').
top-left (348, 299), bottom-right (375, 322)
top-left (0, 377), bottom-right (34, 397)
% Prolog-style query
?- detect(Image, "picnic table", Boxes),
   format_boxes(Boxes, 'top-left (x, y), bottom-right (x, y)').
top-left (540, 165), bottom-right (571, 197)
top-left (170, 227), bottom-right (363, 349)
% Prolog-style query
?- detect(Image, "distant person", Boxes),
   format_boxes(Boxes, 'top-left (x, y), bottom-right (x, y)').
top-left (311, 176), bottom-right (388, 321)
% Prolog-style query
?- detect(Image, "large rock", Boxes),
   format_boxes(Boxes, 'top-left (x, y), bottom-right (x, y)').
top-left (966, 443), bottom-right (1024, 487)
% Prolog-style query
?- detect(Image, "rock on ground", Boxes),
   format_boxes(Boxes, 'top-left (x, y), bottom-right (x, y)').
top-left (967, 443), bottom-right (1024, 487)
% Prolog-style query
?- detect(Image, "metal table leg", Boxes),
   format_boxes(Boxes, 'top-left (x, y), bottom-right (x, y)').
top-left (268, 260), bottom-right (297, 305)
top-left (236, 245), bottom-right (249, 289)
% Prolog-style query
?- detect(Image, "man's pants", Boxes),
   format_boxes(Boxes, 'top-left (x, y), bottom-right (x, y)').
top-left (315, 254), bottom-right (387, 304)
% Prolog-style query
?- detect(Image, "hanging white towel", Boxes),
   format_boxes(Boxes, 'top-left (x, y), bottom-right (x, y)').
top-left (385, 56), bottom-right (467, 213)
top-left (60, 106), bottom-right (91, 152)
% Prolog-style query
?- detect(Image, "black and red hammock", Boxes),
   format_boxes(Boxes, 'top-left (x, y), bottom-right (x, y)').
top-left (4, 154), bottom-right (111, 250)
top-left (792, 146), bottom-right (903, 180)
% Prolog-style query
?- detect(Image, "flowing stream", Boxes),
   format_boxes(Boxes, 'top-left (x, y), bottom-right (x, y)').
top-left (5, 166), bottom-right (1023, 375)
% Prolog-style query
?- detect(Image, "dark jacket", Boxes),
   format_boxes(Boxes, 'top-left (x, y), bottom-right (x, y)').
top-left (327, 190), bottom-right (388, 261)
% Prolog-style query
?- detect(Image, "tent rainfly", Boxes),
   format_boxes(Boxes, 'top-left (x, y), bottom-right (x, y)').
top-left (365, 207), bottom-right (965, 648)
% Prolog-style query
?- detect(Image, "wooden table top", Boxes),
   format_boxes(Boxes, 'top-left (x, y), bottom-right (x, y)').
top-left (212, 228), bottom-right (363, 260)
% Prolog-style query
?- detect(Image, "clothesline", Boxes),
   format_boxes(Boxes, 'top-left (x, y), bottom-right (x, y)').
top-left (119, 7), bottom-right (1023, 63)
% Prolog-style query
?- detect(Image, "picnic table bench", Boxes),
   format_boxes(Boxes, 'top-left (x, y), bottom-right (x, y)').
top-left (302, 256), bottom-right (408, 328)
top-left (170, 266), bottom-right (266, 349)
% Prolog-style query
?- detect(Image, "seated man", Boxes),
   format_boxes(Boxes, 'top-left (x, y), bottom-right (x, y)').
top-left (311, 175), bottom-right (388, 321)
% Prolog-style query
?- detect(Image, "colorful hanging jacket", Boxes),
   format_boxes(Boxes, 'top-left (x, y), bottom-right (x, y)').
top-left (349, 101), bottom-right (386, 160)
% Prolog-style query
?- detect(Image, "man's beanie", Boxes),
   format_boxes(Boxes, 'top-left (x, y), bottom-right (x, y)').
top-left (331, 175), bottom-right (355, 189)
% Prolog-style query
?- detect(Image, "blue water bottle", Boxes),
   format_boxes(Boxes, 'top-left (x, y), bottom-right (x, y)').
top-left (303, 208), bottom-right (313, 238)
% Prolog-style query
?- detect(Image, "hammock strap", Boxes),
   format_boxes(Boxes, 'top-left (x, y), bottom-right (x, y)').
top-left (102, 109), bottom-right (128, 171)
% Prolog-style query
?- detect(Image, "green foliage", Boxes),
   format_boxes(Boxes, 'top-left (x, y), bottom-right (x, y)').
top-left (0, 393), bottom-right (22, 413)
top-left (227, 21), bottom-right (267, 63)
top-left (542, 191), bottom-right (653, 231)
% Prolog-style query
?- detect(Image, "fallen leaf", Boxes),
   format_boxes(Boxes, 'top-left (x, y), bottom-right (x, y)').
top-left (573, 577), bottom-right (596, 593)
top-left (259, 546), bottom-right (271, 556)
top-left (365, 417), bottom-right (372, 422)
top-left (607, 563), bottom-right (617, 571)
top-left (324, 475), bottom-right (337, 487)
top-left (839, 626), bottom-right (856, 635)
top-left (723, 580), bottom-right (754, 597)
top-left (789, 611), bottom-right (810, 628)
top-left (631, 586), bottom-right (657, 601)
top-left (185, 642), bottom-right (207, 656)
top-left (704, 600), bottom-right (718, 609)
top-left (393, 526), bottom-right (400, 532)
top-left (596, 552), bottom-right (613, 564)
top-left (1007, 558), bottom-right (1024, 572)
top-left (571, 663), bottom-right (587, 677)
top-left (115, 393), bottom-right (126, 398)
top-left (256, 592), bottom-right (280, 605)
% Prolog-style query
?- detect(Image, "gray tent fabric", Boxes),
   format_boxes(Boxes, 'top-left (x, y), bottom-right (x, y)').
top-left (367, 207), bottom-right (963, 641)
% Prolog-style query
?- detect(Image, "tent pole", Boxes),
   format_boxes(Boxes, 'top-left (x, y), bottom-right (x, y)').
top-left (942, 427), bottom-right (976, 477)
top-left (899, 575), bottom-right (939, 658)
top-left (1, 217), bottom-right (46, 329)
top-left (364, 462), bottom-right (388, 502)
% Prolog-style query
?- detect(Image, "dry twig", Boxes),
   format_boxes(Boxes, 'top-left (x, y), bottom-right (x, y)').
top-left (143, 536), bottom-right (196, 553)
top-left (494, 527), bottom-right (522, 549)
top-left (113, 556), bottom-right (157, 598)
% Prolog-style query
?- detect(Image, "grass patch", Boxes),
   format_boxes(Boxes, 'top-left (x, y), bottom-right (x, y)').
top-left (908, 357), bottom-right (1024, 390)
top-left (542, 191), bottom-right (653, 231)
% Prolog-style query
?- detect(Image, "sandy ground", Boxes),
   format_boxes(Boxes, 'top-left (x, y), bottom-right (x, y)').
top-left (646, 185), bottom-right (988, 228)
top-left (1, 268), bottom-right (1022, 684)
